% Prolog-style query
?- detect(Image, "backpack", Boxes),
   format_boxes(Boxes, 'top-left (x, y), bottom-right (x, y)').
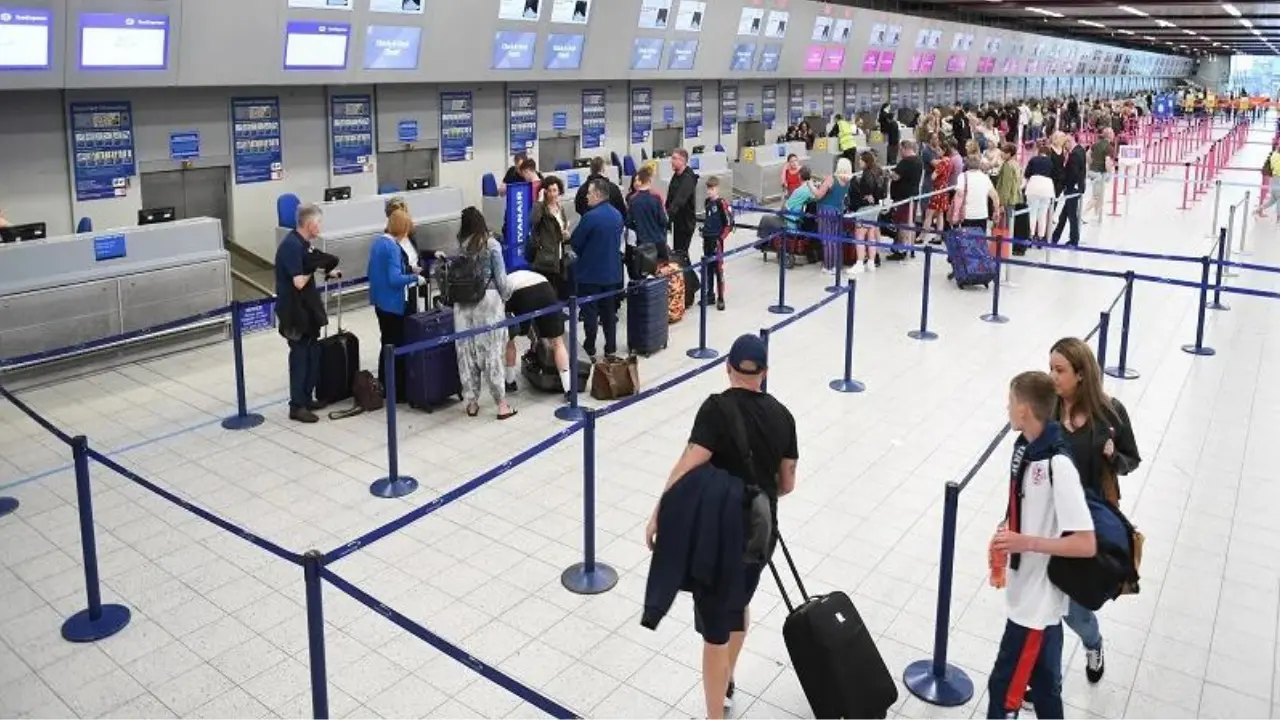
top-left (1045, 462), bottom-right (1142, 610)
top-left (440, 252), bottom-right (490, 306)
top-left (713, 198), bottom-right (735, 237)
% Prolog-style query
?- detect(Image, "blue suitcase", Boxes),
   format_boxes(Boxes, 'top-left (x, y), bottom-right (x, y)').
top-left (403, 309), bottom-right (464, 412)
top-left (944, 227), bottom-right (998, 289)
top-left (626, 278), bottom-right (670, 356)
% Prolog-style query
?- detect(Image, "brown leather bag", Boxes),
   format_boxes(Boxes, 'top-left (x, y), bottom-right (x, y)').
top-left (328, 370), bottom-right (384, 419)
top-left (589, 356), bottom-right (640, 401)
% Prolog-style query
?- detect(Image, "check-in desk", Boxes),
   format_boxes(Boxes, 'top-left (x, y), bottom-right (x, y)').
top-left (732, 143), bottom-right (809, 202)
top-left (653, 152), bottom-right (733, 210)
top-left (0, 218), bottom-right (231, 370)
top-left (810, 137), bottom-right (842, 175)
top-left (277, 188), bottom-right (464, 287)
top-left (544, 165), bottom-right (620, 227)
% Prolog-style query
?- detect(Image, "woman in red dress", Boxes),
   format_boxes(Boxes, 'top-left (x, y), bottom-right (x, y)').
top-left (922, 139), bottom-right (955, 243)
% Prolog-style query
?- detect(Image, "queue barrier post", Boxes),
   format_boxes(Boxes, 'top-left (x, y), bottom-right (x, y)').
top-left (1096, 311), bottom-right (1111, 371)
top-left (1181, 256), bottom-right (1218, 357)
top-left (980, 249), bottom-right (1009, 325)
top-left (903, 481), bottom-right (974, 707)
top-left (1122, 164), bottom-right (1130, 196)
top-left (0, 496), bottom-right (17, 518)
top-left (1104, 272), bottom-right (1141, 381)
top-left (556, 296), bottom-right (591, 422)
top-left (1109, 168), bottom-right (1121, 218)
top-left (221, 301), bottom-right (266, 431)
top-left (561, 409), bottom-right (618, 595)
top-left (1240, 190), bottom-right (1253, 256)
top-left (61, 435), bottom-right (132, 643)
top-left (1181, 162), bottom-right (1191, 210)
top-left (369, 345), bottom-right (419, 499)
top-left (1208, 226), bottom-right (1231, 312)
top-left (908, 246), bottom-right (939, 341)
top-left (1208, 180), bottom-right (1222, 240)
top-left (303, 550), bottom-right (331, 719)
top-left (769, 235), bottom-right (795, 315)
top-left (687, 256), bottom-right (720, 360)
top-left (825, 235), bottom-right (845, 294)
top-left (760, 327), bottom-right (771, 395)
top-left (829, 279), bottom-right (865, 394)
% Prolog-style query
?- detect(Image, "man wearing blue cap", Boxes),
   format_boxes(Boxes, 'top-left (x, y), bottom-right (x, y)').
top-left (645, 334), bottom-right (799, 719)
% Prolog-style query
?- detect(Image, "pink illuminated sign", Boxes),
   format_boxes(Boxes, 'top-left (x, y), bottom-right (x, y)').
top-left (822, 46), bottom-right (844, 71)
top-left (862, 49), bottom-right (879, 72)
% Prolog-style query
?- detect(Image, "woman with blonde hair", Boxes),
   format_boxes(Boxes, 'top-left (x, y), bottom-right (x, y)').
top-left (816, 157), bottom-right (855, 275)
top-left (367, 209), bottom-right (425, 400)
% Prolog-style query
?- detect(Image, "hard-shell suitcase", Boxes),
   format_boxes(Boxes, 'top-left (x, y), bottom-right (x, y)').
top-left (403, 308), bottom-right (464, 412)
top-left (316, 283), bottom-right (359, 407)
top-left (626, 277), bottom-right (670, 356)
top-left (656, 261), bottom-right (687, 323)
top-left (1012, 202), bottom-right (1031, 256)
top-left (770, 533), bottom-right (899, 719)
top-left (521, 340), bottom-right (591, 393)
top-left (944, 227), bottom-right (998, 289)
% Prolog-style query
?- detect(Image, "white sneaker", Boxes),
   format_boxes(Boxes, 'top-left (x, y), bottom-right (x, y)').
top-left (851, 263), bottom-right (865, 275)
top-left (866, 260), bottom-right (877, 272)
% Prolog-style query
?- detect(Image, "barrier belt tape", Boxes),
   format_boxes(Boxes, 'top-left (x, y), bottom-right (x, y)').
top-left (320, 566), bottom-right (578, 719)
top-left (323, 420), bottom-right (586, 564)
top-left (87, 448), bottom-right (305, 566)
top-left (0, 384), bottom-right (74, 445)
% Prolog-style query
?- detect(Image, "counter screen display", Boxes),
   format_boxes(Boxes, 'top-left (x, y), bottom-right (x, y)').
top-left (0, 7), bottom-right (52, 70)
top-left (638, 0), bottom-right (671, 29)
top-left (284, 21), bottom-right (350, 70)
top-left (551, 0), bottom-right (591, 24)
top-left (544, 33), bottom-right (584, 69)
top-left (756, 43), bottom-right (780, 71)
top-left (492, 30), bottom-right (536, 69)
top-left (363, 25), bottom-right (421, 70)
top-left (730, 43), bottom-right (754, 71)
top-left (79, 13), bottom-right (169, 70)
top-left (288, 0), bottom-right (352, 8)
top-left (764, 11), bottom-right (788, 39)
top-left (631, 37), bottom-right (663, 69)
top-left (667, 39), bottom-right (697, 69)
top-left (737, 7), bottom-right (762, 36)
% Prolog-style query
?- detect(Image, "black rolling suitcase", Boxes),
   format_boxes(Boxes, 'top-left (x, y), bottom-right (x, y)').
top-left (626, 277), bottom-right (670, 356)
top-left (316, 284), bottom-right (359, 407)
top-left (1012, 202), bottom-right (1031, 256)
top-left (770, 533), bottom-right (899, 719)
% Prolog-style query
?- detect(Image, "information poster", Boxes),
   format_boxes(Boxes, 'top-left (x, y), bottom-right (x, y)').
top-left (870, 82), bottom-right (883, 108)
top-left (231, 97), bottom-right (283, 185)
top-left (684, 86), bottom-right (703, 139)
top-left (843, 82), bottom-right (857, 117)
top-left (788, 85), bottom-right (803, 124)
top-left (69, 101), bottom-right (135, 202)
top-left (720, 85), bottom-right (738, 135)
top-left (508, 89), bottom-right (538, 154)
top-left (581, 89), bottom-right (606, 150)
top-left (761, 85), bottom-right (776, 127)
top-left (439, 91), bottom-right (474, 163)
top-left (630, 87), bottom-right (652, 144)
top-left (330, 94), bottom-right (373, 176)
top-left (822, 84), bottom-right (835, 118)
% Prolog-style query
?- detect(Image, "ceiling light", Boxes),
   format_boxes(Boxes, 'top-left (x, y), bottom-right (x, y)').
top-left (1025, 6), bottom-right (1064, 18)
top-left (1143, 35), bottom-right (1157, 41)
top-left (1222, 4), bottom-right (1241, 17)
top-left (1183, 29), bottom-right (1196, 35)
top-left (1117, 5), bottom-right (1149, 16)
top-left (1239, 17), bottom-right (1253, 28)
top-left (1079, 19), bottom-right (1106, 28)
top-left (1154, 19), bottom-right (1176, 28)
top-left (1118, 29), bottom-right (1135, 35)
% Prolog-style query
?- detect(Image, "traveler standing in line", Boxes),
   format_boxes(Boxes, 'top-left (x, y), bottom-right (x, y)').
top-left (780, 154), bottom-right (803, 200)
top-left (452, 207), bottom-right (516, 420)
top-left (574, 156), bottom-right (627, 219)
top-left (957, 154), bottom-right (1002, 232)
top-left (665, 149), bottom-right (699, 258)
top-left (922, 139), bottom-right (955, 245)
top-left (275, 204), bottom-right (341, 423)
top-left (570, 178), bottom-right (625, 360)
top-left (368, 209), bottom-right (425, 402)
top-left (850, 151), bottom-right (886, 270)
top-left (528, 175), bottom-right (571, 298)
top-left (700, 176), bottom-right (733, 310)
top-left (644, 334), bottom-right (799, 720)
top-left (1084, 127), bottom-right (1115, 224)
top-left (626, 165), bottom-right (670, 262)
top-left (1047, 337), bottom-right (1140, 686)
top-left (994, 142), bottom-right (1024, 251)
top-left (499, 151), bottom-right (530, 194)
top-left (816, 158), bottom-right (854, 276)
top-left (888, 140), bottom-right (924, 253)
top-left (1051, 136), bottom-right (1086, 246)
top-left (879, 103), bottom-right (901, 166)
top-left (1024, 143), bottom-right (1057, 244)
top-left (1256, 141), bottom-right (1280, 220)
top-left (951, 102), bottom-right (973, 150)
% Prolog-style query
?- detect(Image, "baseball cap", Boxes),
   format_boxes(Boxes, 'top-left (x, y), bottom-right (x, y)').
top-left (728, 334), bottom-right (768, 375)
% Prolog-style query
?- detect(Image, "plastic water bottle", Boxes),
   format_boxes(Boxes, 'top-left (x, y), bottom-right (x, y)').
top-left (989, 537), bottom-right (1008, 589)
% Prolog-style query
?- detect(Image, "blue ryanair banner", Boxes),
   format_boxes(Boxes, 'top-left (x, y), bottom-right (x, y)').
top-left (231, 97), bottom-right (283, 185)
top-left (69, 101), bottom-right (136, 202)
top-left (503, 181), bottom-right (533, 272)
top-left (330, 94), bottom-right (374, 176)
top-left (761, 86), bottom-right (776, 127)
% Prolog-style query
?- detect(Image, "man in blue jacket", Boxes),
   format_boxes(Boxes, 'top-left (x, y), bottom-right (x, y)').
top-left (569, 178), bottom-right (624, 359)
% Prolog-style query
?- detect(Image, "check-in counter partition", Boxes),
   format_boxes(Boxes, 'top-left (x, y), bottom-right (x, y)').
top-left (652, 152), bottom-right (733, 212)
top-left (733, 143), bottom-right (809, 203)
top-left (0, 218), bottom-right (231, 366)
top-left (276, 188), bottom-right (464, 286)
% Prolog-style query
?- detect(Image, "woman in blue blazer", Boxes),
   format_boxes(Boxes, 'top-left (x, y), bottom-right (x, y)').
top-left (368, 209), bottom-right (424, 401)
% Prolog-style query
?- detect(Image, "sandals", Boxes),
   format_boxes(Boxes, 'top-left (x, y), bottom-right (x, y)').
top-left (466, 403), bottom-right (480, 417)
top-left (497, 408), bottom-right (518, 421)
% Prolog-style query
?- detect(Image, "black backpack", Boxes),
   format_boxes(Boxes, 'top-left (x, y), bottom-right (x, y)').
top-left (440, 253), bottom-right (490, 306)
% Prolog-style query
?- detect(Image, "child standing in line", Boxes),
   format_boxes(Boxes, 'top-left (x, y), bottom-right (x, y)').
top-left (987, 371), bottom-right (1096, 719)
top-left (700, 176), bottom-right (733, 311)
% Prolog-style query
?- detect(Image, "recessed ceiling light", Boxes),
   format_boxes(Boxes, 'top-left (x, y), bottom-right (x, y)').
top-left (1182, 29), bottom-right (1196, 35)
top-left (1118, 29), bottom-right (1135, 35)
top-left (1025, 6), bottom-right (1065, 18)
top-left (1079, 19), bottom-right (1106, 28)
top-left (1117, 5), bottom-right (1149, 16)
top-left (1154, 19), bottom-right (1176, 28)
top-left (1222, 3), bottom-right (1242, 16)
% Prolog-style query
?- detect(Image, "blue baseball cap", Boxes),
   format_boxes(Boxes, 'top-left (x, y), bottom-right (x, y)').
top-left (728, 334), bottom-right (768, 375)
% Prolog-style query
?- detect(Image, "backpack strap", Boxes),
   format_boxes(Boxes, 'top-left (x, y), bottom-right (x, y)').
top-left (713, 394), bottom-right (757, 489)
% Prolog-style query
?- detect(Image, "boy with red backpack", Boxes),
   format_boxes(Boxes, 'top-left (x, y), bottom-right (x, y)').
top-left (700, 176), bottom-right (734, 311)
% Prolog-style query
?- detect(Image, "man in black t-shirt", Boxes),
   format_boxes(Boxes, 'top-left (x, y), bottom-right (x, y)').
top-left (645, 334), bottom-right (798, 719)
top-left (888, 140), bottom-right (924, 255)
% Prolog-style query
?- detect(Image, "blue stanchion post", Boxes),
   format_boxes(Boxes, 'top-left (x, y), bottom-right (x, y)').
top-left (830, 280), bottom-right (865, 394)
top-left (221, 301), bottom-right (266, 431)
top-left (825, 234), bottom-right (844, 294)
top-left (980, 253), bottom-right (1009, 324)
top-left (561, 409), bottom-right (618, 595)
top-left (1105, 272), bottom-right (1141, 380)
top-left (1096, 311), bottom-right (1111, 370)
top-left (769, 236), bottom-right (795, 315)
top-left (1182, 256), bottom-right (1218, 357)
top-left (687, 257), bottom-right (720, 360)
top-left (908, 247), bottom-right (939, 341)
top-left (61, 435), bottom-right (131, 643)
top-left (760, 327), bottom-right (771, 395)
top-left (1207, 227), bottom-right (1231, 311)
top-left (904, 481), bottom-right (974, 707)
top-left (0, 496), bottom-right (17, 518)
top-left (556, 296), bottom-right (591, 421)
top-left (370, 345), bottom-right (419, 498)
top-left (303, 550), bottom-right (330, 719)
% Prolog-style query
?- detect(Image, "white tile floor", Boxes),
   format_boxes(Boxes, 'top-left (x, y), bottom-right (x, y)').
top-left (3, 122), bottom-right (1280, 719)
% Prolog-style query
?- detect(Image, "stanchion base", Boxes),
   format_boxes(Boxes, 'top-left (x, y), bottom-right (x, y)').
top-left (686, 347), bottom-right (720, 360)
top-left (1206, 301), bottom-right (1231, 311)
top-left (561, 562), bottom-right (618, 595)
top-left (1224, 269), bottom-right (1239, 279)
top-left (980, 313), bottom-right (1009, 324)
top-left (61, 604), bottom-right (131, 643)
top-left (1104, 366), bottom-right (1141, 380)
top-left (554, 404), bottom-right (590, 422)
top-left (0, 496), bottom-right (18, 518)
top-left (908, 329), bottom-right (939, 341)
top-left (824, 283), bottom-right (843, 294)
top-left (903, 659), bottom-right (975, 707)
top-left (369, 475), bottom-right (419, 499)
top-left (1181, 344), bottom-right (1217, 357)
top-left (768, 304), bottom-right (795, 315)
top-left (220, 413), bottom-right (265, 431)
top-left (828, 379), bottom-right (866, 394)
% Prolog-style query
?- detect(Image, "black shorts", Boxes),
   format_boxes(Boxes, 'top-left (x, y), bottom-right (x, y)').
top-left (693, 561), bottom-right (767, 645)
top-left (507, 282), bottom-right (564, 340)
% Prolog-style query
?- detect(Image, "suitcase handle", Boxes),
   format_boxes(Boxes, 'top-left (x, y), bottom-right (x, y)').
top-left (767, 531), bottom-right (810, 614)
top-left (323, 277), bottom-right (344, 337)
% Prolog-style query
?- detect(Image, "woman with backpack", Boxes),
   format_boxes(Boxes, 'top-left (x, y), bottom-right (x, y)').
top-left (452, 207), bottom-right (516, 420)
top-left (1047, 337), bottom-right (1141, 686)
top-left (527, 175), bottom-right (570, 298)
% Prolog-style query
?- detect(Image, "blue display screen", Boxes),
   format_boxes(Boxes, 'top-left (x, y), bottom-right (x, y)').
top-left (544, 33), bottom-right (584, 70)
top-left (492, 30), bottom-right (537, 70)
top-left (668, 40), bottom-right (697, 70)
top-left (363, 25), bottom-right (421, 70)
top-left (631, 37), bottom-right (664, 70)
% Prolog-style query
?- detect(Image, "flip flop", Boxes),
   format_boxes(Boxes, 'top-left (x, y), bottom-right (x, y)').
top-left (466, 403), bottom-right (480, 417)
top-left (497, 409), bottom-right (518, 421)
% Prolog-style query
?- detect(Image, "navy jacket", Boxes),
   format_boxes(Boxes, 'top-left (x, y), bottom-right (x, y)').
top-left (570, 202), bottom-right (624, 286)
top-left (627, 189), bottom-right (668, 246)
top-left (641, 464), bottom-right (746, 632)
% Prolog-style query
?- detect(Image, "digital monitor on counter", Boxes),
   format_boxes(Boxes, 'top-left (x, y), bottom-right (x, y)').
top-left (0, 7), bottom-right (53, 70)
top-left (284, 21), bottom-right (351, 70)
top-left (667, 39), bottom-right (697, 70)
top-left (79, 13), bottom-right (170, 70)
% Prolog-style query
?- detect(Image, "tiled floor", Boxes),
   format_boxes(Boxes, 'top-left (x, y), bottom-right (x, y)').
top-left (3, 123), bottom-right (1280, 719)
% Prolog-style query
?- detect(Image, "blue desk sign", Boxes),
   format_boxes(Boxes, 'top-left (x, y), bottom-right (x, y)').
top-left (690, 156), bottom-right (701, 170)
top-left (566, 171), bottom-right (581, 189)
top-left (239, 300), bottom-right (275, 335)
top-left (663, 105), bottom-right (675, 125)
top-left (746, 102), bottom-right (756, 117)
top-left (397, 119), bottom-right (418, 143)
top-left (93, 234), bottom-right (126, 262)
top-left (169, 131), bottom-right (200, 160)
top-left (552, 111), bottom-right (568, 132)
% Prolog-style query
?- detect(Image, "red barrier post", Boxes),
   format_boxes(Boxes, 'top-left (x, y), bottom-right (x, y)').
top-left (1181, 162), bottom-right (1191, 210)
top-left (1109, 169), bottom-right (1121, 217)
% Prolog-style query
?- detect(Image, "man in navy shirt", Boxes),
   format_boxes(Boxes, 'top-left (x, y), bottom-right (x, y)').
top-left (275, 203), bottom-right (339, 423)
top-left (569, 179), bottom-right (624, 359)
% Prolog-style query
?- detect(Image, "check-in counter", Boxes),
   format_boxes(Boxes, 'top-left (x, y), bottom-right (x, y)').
top-left (652, 152), bottom-right (733, 210)
top-left (810, 137), bottom-right (842, 176)
top-left (276, 187), bottom-right (464, 284)
top-left (732, 143), bottom-right (809, 202)
top-left (544, 165), bottom-right (620, 227)
top-left (0, 218), bottom-right (231, 367)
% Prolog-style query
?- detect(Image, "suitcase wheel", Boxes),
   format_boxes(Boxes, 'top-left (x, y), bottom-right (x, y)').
top-left (784, 255), bottom-right (796, 269)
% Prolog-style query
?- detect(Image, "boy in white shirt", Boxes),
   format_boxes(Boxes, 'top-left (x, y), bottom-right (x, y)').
top-left (988, 371), bottom-right (1096, 719)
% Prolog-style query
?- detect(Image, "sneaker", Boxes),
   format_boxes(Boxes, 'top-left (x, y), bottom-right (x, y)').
top-left (289, 407), bottom-right (319, 424)
top-left (867, 259), bottom-right (878, 272)
top-left (716, 298), bottom-right (725, 311)
top-left (724, 679), bottom-right (736, 713)
top-left (1085, 644), bottom-right (1105, 684)
top-left (851, 263), bottom-right (865, 275)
